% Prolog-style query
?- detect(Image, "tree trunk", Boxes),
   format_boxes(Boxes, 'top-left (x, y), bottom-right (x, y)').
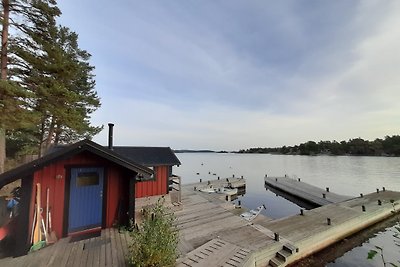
top-left (0, 0), bottom-right (10, 173)
top-left (42, 117), bottom-right (55, 155)
top-left (1, 0), bottom-right (8, 81)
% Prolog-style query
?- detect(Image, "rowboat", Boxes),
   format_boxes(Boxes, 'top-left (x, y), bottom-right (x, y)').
top-left (240, 205), bottom-right (266, 221)
top-left (199, 186), bottom-right (238, 195)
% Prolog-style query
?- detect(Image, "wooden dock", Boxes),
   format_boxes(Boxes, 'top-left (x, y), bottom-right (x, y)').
top-left (178, 178), bottom-right (400, 267)
top-left (190, 177), bottom-right (246, 191)
top-left (264, 176), bottom-right (352, 206)
top-left (0, 228), bottom-right (131, 267)
top-left (1, 177), bottom-right (399, 267)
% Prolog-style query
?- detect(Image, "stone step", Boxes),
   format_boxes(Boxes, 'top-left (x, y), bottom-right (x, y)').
top-left (276, 249), bottom-right (292, 262)
top-left (269, 257), bottom-right (284, 267)
top-left (283, 243), bottom-right (298, 254)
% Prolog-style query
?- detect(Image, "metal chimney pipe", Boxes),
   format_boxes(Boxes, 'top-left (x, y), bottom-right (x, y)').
top-left (108, 123), bottom-right (114, 150)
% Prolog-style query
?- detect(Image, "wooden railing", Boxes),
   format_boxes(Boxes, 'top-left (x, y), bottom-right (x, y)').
top-left (169, 175), bottom-right (181, 204)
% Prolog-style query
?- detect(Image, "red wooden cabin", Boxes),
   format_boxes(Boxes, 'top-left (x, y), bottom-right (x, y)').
top-left (0, 140), bottom-right (153, 256)
top-left (112, 146), bottom-right (181, 198)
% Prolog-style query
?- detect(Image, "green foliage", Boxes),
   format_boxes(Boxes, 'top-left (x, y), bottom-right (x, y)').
top-left (238, 135), bottom-right (400, 156)
top-left (2, 0), bottom-right (102, 157)
top-left (367, 249), bottom-right (378, 259)
top-left (128, 198), bottom-right (178, 267)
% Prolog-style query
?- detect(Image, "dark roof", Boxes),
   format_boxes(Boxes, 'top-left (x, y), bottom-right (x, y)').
top-left (0, 140), bottom-right (153, 189)
top-left (112, 146), bottom-right (181, 167)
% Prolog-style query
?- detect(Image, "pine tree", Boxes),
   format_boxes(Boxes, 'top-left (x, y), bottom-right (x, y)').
top-left (1, 0), bottom-right (101, 164)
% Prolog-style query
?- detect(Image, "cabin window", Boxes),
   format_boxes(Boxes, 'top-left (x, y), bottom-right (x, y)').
top-left (76, 172), bottom-right (99, 187)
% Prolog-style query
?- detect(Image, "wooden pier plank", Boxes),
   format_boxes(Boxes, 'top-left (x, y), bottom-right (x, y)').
top-left (265, 176), bottom-right (351, 206)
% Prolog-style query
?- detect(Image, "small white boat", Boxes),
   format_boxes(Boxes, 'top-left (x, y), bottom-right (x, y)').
top-left (199, 186), bottom-right (238, 195)
top-left (214, 187), bottom-right (238, 195)
top-left (199, 186), bottom-right (216, 193)
top-left (240, 205), bottom-right (266, 221)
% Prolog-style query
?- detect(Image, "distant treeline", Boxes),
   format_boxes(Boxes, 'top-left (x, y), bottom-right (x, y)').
top-left (238, 135), bottom-right (400, 156)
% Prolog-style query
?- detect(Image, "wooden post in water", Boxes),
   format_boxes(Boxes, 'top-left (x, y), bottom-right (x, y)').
top-left (378, 200), bottom-right (382, 206)
top-left (360, 193), bottom-right (364, 197)
top-left (376, 188), bottom-right (379, 193)
top-left (326, 187), bottom-right (330, 192)
top-left (362, 205), bottom-right (366, 212)
top-left (298, 178), bottom-right (301, 182)
top-left (383, 187), bottom-right (386, 192)
top-left (300, 209), bottom-right (304, 216)
top-left (322, 193), bottom-right (326, 199)
top-left (327, 218), bottom-right (331, 225)
top-left (200, 178), bottom-right (202, 183)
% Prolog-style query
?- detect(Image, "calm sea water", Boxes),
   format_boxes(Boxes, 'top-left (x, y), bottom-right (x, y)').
top-left (174, 153), bottom-right (400, 266)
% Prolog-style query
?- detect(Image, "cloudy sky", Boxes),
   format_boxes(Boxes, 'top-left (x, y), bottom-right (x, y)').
top-left (57, 1), bottom-right (400, 150)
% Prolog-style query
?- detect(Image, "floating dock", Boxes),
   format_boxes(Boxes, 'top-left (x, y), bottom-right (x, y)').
top-left (178, 178), bottom-right (400, 267)
top-left (264, 176), bottom-right (352, 206)
top-left (191, 177), bottom-right (246, 191)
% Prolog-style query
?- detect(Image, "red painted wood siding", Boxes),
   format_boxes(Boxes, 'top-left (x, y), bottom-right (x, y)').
top-left (28, 152), bottom-right (130, 239)
top-left (105, 167), bottom-right (129, 227)
top-left (135, 165), bottom-right (168, 198)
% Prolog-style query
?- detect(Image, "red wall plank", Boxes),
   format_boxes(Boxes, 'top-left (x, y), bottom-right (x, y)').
top-left (135, 165), bottom-right (169, 198)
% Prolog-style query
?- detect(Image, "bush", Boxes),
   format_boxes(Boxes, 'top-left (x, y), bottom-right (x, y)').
top-left (128, 198), bottom-right (178, 267)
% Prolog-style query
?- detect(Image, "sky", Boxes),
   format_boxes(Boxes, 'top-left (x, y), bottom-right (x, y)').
top-left (57, 1), bottom-right (400, 150)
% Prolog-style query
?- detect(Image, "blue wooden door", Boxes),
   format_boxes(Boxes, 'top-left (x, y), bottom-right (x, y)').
top-left (69, 167), bottom-right (104, 233)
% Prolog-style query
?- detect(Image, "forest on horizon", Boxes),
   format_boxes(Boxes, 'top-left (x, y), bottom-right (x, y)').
top-left (238, 135), bottom-right (400, 156)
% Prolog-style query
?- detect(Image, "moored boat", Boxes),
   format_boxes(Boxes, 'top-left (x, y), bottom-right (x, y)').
top-left (240, 205), bottom-right (266, 221)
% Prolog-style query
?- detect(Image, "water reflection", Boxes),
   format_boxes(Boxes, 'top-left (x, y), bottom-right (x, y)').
top-left (292, 216), bottom-right (400, 267)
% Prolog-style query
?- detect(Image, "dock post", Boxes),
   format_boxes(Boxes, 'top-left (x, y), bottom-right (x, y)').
top-left (300, 209), bottom-right (304, 216)
top-left (327, 218), bottom-right (331, 225)
top-left (362, 205), bottom-right (366, 212)
top-left (360, 193), bottom-right (363, 198)
top-left (322, 193), bottom-right (326, 199)
top-left (274, 233), bottom-right (280, 241)
top-left (200, 179), bottom-right (202, 183)
top-left (326, 187), bottom-right (330, 192)
top-left (218, 176), bottom-right (220, 180)
top-left (376, 188), bottom-right (379, 193)
top-left (378, 200), bottom-right (382, 206)
top-left (383, 187), bottom-right (386, 192)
